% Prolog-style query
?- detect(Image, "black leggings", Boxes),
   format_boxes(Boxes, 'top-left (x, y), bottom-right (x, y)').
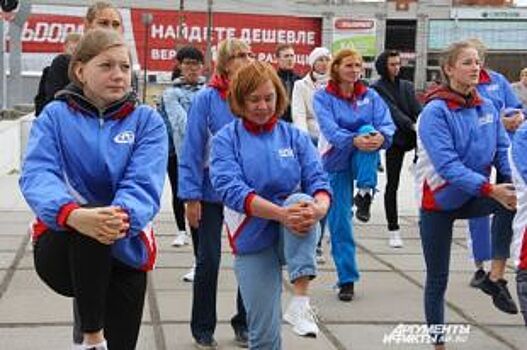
top-left (384, 145), bottom-right (408, 231)
top-left (167, 153), bottom-right (186, 231)
top-left (168, 153), bottom-right (199, 257)
top-left (33, 230), bottom-right (146, 350)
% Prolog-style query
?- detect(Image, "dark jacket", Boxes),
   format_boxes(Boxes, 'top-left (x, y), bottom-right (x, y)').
top-left (44, 54), bottom-right (72, 107)
top-left (371, 51), bottom-right (421, 151)
top-left (277, 68), bottom-right (301, 123)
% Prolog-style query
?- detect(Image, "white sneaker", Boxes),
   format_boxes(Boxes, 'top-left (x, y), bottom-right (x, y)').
top-left (283, 300), bottom-right (319, 337)
top-left (171, 232), bottom-right (189, 247)
top-left (389, 230), bottom-right (403, 248)
top-left (182, 264), bottom-right (195, 282)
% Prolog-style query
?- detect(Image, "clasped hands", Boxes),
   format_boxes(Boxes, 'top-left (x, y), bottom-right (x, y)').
top-left (353, 132), bottom-right (384, 152)
top-left (281, 200), bottom-right (327, 235)
top-left (66, 206), bottom-right (129, 245)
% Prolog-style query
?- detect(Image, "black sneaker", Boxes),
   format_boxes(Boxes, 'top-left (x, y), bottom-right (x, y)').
top-left (338, 283), bottom-right (354, 302)
top-left (194, 334), bottom-right (218, 349)
top-left (354, 193), bottom-right (372, 222)
top-left (233, 327), bottom-right (249, 348)
top-left (493, 279), bottom-right (519, 314)
top-left (477, 273), bottom-right (495, 296)
top-left (469, 269), bottom-right (486, 288)
top-left (478, 274), bottom-right (518, 314)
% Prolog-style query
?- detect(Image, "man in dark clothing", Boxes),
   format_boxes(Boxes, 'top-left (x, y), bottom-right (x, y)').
top-left (371, 50), bottom-right (422, 249)
top-left (275, 43), bottom-right (301, 122)
top-left (35, 33), bottom-right (81, 116)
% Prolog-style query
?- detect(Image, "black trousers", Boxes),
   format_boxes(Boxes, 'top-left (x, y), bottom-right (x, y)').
top-left (168, 153), bottom-right (199, 256)
top-left (33, 230), bottom-right (147, 350)
top-left (191, 202), bottom-right (247, 339)
top-left (384, 145), bottom-right (408, 232)
top-left (167, 153), bottom-right (186, 231)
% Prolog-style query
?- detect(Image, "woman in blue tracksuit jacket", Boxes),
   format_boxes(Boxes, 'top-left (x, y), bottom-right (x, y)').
top-left (313, 49), bottom-right (394, 302)
top-left (466, 39), bottom-right (524, 290)
top-left (19, 30), bottom-right (167, 350)
top-left (158, 46), bottom-right (205, 262)
top-left (210, 61), bottom-right (331, 350)
top-left (177, 38), bottom-right (251, 347)
top-left (416, 40), bottom-right (517, 348)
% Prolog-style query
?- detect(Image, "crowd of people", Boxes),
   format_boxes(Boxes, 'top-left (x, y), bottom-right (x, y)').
top-left (18, 1), bottom-right (527, 349)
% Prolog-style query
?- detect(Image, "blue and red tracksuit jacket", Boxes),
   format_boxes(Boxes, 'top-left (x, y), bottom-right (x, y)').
top-left (19, 85), bottom-right (167, 271)
top-left (415, 86), bottom-right (510, 212)
top-left (210, 118), bottom-right (331, 255)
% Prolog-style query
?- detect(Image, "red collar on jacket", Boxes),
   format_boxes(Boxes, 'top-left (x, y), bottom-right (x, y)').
top-left (242, 116), bottom-right (278, 134)
top-left (479, 69), bottom-right (491, 85)
top-left (209, 74), bottom-right (230, 100)
top-left (326, 80), bottom-right (368, 103)
top-left (424, 85), bottom-right (483, 110)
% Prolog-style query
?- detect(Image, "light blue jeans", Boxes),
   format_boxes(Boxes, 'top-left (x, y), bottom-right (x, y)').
top-left (328, 126), bottom-right (379, 286)
top-left (234, 193), bottom-right (320, 350)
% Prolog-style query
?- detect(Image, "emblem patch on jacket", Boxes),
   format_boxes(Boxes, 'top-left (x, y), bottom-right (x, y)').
top-left (114, 131), bottom-right (135, 144)
top-left (478, 114), bottom-right (493, 126)
top-left (278, 148), bottom-right (294, 158)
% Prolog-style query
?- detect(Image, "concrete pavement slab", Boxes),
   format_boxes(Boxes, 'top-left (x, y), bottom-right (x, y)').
top-left (0, 235), bottom-right (27, 249)
top-left (151, 267), bottom-right (239, 292)
top-left (405, 271), bottom-right (524, 327)
top-left (485, 326), bottom-right (527, 350)
top-left (0, 252), bottom-right (15, 269)
top-left (0, 326), bottom-right (75, 350)
top-left (0, 270), bottom-right (73, 323)
top-left (309, 271), bottom-right (466, 324)
top-left (162, 323), bottom-right (336, 350)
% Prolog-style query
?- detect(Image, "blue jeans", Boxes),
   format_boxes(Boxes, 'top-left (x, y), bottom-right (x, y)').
top-left (191, 202), bottom-right (247, 339)
top-left (234, 193), bottom-right (319, 349)
top-left (419, 197), bottom-right (514, 338)
top-left (468, 217), bottom-right (492, 262)
top-left (328, 146), bottom-right (379, 286)
top-left (468, 171), bottom-right (510, 263)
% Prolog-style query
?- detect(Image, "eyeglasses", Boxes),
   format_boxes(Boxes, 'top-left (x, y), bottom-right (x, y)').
top-left (180, 59), bottom-right (203, 67)
top-left (231, 51), bottom-right (256, 60)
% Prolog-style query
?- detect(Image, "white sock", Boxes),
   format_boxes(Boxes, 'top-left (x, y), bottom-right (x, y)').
top-left (291, 295), bottom-right (309, 307)
top-left (358, 188), bottom-right (371, 196)
top-left (82, 340), bottom-right (107, 350)
top-left (72, 344), bottom-right (84, 350)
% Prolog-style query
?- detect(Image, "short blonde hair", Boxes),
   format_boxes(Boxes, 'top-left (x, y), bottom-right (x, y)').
top-left (330, 49), bottom-right (363, 83)
top-left (228, 61), bottom-right (288, 119)
top-left (215, 38), bottom-right (250, 77)
top-left (68, 29), bottom-right (128, 87)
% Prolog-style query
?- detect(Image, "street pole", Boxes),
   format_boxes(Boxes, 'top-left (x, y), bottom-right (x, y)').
top-left (0, 18), bottom-right (6, 111)
top-left (141, 12), bottom-right (153, 104)
top-left (205, 0), bottom-right (213, 79)
top-left (177, 0), bottom-right (185, 45)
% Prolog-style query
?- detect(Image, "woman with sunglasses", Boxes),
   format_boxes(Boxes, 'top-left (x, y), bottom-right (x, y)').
top-left (178, 38), bottom-right (254, 348)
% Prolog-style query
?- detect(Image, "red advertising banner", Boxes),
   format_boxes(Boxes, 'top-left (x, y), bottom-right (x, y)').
top-left (14, 6), bottom-right (321, 74)
top-left (20, 14), bottom-right (84, 53)
top-left (130, 9), bottom-right (321, 73)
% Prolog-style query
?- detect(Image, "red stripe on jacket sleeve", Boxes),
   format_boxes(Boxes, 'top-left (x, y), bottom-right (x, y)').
top-left (480, 182), bottom-right (493, 197)
top-left (57, 202), bottom-right (80, 228)
top-left (244, 192), bottom-right (257, 216)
